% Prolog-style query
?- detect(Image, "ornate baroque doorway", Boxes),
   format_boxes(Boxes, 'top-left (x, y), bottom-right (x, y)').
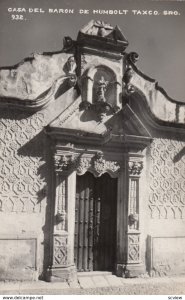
top-left (46, 137), bottom-right (150, 281)
top-left (74, 172), bottom-right (117, 272)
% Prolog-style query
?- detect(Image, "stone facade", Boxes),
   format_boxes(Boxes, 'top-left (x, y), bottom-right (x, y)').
top-left (0, 20), bottom-right (185, 281)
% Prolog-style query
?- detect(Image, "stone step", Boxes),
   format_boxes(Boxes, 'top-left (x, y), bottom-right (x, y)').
top-left (78, 271), bottom-right (112, 277)
top-left (78, 276), bottom-right (95, 289)
top-left (105, 275), bottom-right (123, 287)
top-left (91, 275), bottom-right (109, 287)
top-left (77, 273), bottom-right (124, 289)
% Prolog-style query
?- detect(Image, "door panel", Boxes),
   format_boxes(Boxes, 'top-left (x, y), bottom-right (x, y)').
top-left (94, 174), bottom-right (117, 271)
top-left (75, 172), bottom-right (117, 272)
top-left (74, 172), bottom-right (94, 271)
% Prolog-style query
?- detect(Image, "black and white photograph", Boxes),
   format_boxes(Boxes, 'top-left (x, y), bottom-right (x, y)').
top-left (0, 0), bottom-right (185, 297)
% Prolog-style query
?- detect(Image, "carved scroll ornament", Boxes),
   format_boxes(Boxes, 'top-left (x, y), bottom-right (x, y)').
top-left (123, 52), bottom-right (139, 96)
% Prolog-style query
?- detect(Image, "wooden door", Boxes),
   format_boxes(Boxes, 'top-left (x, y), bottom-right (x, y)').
top-left (74, 172), bottom-right (117, 272)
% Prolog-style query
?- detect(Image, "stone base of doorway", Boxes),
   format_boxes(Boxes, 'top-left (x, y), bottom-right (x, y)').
top-left (77, 272), bottom-right (123, 289)
top-left (116, 263), bottom-right (146, 278)
top-left (45, 265), bottom-right (77, 283)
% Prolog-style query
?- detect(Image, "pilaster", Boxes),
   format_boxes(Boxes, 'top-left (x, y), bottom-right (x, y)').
top-left (46, 152), bottom-right (77, 282)
top-left (116, 153), bottom-right (145, 277)
top-left (126, 154), bottom-right (145, 277)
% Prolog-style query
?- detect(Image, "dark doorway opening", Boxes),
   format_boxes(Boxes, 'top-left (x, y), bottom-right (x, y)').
top-left (74, 172), bottom-right (117, 272)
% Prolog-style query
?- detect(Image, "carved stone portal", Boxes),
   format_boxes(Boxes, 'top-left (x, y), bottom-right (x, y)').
top-left (47, 144), bottom-right (147, 281)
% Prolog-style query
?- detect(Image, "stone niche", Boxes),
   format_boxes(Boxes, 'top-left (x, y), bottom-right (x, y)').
top-left (81, 64), bottom-right (122, 115)
top-left (92, 66), bottom-right (116, 106)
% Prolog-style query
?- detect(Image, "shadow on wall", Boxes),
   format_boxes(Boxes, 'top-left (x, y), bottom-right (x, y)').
top-left (0, 107), bottom-right (53, 280)
top-left (18, 126), bottom-right (53, 280)
top-left (173, 147), bottom-right (185, 163)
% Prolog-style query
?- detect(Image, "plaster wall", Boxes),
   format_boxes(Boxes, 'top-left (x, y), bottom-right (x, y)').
top-left (0, 52), bottom-right (71, 100)
top-left (144, 138), bottom-right (185, 276)
top-left (0, 108), bottom-right (49, 280)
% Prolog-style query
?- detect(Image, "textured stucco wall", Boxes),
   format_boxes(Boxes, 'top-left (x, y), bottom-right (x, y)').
top-left (0, 108), bottom-right (49, 280)
top-left (0, 46), bottom-right (82, 280)
top-left (148, 138), bottom-right (185, 222)
top-left (145, 138), bottom-right (185, 276)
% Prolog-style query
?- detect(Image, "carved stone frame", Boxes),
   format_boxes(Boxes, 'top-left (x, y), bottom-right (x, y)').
top-left (46, 131), bottom-right (151, 281)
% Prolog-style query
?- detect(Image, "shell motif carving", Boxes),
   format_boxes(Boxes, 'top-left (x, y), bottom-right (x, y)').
top-left (76, 152), bottom-right (120, 177)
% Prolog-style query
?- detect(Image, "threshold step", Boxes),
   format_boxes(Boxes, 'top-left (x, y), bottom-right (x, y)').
top-left (77, 271), bottom-right (113, 277)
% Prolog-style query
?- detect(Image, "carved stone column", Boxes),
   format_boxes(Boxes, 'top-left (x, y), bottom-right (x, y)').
top-left (47, 148), bottom-right (122, 280)
top-left (124, 154), bottom-right (144, 277)
top-left (46, 153), bottom-right (77, 282)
